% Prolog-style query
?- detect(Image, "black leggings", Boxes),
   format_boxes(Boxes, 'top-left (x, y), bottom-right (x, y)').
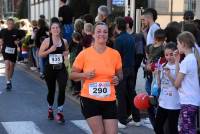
top-left (45, 65), bottom-right (68, 107)
top-left (155, 106), bottom-right (180, 134)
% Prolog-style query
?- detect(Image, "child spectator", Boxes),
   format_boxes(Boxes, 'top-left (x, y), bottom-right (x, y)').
top-left (172, 31), bottom-right (200, 133)
top-left (144, 29), bottom-right (166, 130)
top-left (155, 42), bottom-right (180, 134)
top-left (82, 23), bottom-right (94, 48)
top-left (145, 29), bottom-right (165, 94)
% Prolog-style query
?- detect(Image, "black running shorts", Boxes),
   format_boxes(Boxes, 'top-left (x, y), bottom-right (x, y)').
top-left (80, 97), bottom-right (117, 119)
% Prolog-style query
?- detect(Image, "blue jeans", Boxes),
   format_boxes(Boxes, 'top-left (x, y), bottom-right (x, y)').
top-left (63, 24), bottom-right (73, 43)
top-left (31, 47), bottom-right (38, 67)
top-left (145, 76), bottom-right (152, 95)
top-left (39, 57), bottom-right (46, 74)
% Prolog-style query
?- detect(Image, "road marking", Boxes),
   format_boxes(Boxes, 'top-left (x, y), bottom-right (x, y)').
top-left (1, 121), bottom-right (44, 134)
top-left (71, 120), bottom-right (92, 134)
top-left (71, 119), bottom-right (152, 134)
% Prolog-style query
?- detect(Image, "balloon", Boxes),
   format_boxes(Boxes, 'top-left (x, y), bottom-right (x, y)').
top-left (134, 93), bottom-right (150, 110)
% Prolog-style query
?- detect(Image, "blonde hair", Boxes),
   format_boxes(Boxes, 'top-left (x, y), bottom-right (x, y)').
top-left (74, 19), bottom-right (84, 34)
top-left (177, 31), bottom-right (200, 76)
top-left (98, 5), bottom-right (109, 17)
top-left (84, 23), bottom-right (93, 34)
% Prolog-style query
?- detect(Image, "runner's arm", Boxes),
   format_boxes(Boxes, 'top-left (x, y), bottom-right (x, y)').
top-left (38, 38), bottom-right (52, 57)
top-left (70, 67), bottom-right (85, 81)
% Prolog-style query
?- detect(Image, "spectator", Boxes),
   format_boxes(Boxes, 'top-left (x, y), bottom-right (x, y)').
top-left (74, 19), bottom-right (84, 36)
top-left (82, 23), bottom-right (94, 48)
top-left (95, 5), bottom-right (109, 23)
top-left (29, 20), bottom-right (39, 70)
top-left (82, 14), bottom-right (94, 24)
top-left (114, 17), bottom-right (141, 129)
top-left (165, 21), bottom-right (181, 43)
top-left (35, 18), bottom-right (49, 79)
top-left (69, 32), bottom-right (82, 95)
top-left (145, 29), bottom-right (166, 130)
top-left (58, 0), bottom-right (74, 43)
top-left (143, 8), bottom-right (160, 46)
top-left (125, 16), bottom-right (146, 93)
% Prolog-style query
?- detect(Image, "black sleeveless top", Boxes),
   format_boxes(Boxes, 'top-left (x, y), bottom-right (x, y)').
top-left (47, 35), bottom-right (66, 65)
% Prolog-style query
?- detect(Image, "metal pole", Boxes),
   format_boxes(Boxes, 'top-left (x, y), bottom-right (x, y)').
top-left (12, 0), bottom-right (14, 16)
top-left (125, 0), bottom-right (129, 16)
top-left (48, 0), bottom-right (50, 21)
top-left (170, 0), bottom-right (173, 22)
top-left (28, 0), bottom-right (30, 20)
top-left (107, 0), bottom-right (112, 14)
top-left (130, 0), bottom-right (135, 32)
top-left (53, 0), bottom-right (55, 17)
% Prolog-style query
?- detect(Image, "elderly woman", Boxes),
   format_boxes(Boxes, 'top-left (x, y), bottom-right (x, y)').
top-left (39, 18), bottom-right (68, 124)
top-left (70, 22), bottom-right (123, 134)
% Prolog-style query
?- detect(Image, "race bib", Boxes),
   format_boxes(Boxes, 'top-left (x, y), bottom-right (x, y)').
top-left (5, 47), bottom-right (15, 54)
top-left (163, 89), bottom-right (173, 97)
top-left (89, 82), bottom-right (111, 98)
top-left (49, 54), bottom-right (63, 64)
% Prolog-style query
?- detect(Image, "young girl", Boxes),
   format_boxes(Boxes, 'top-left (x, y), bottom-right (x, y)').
top-left (155, 42), bottom-right (180, 134)
top-left (170, 31), bottom-right (200, 134)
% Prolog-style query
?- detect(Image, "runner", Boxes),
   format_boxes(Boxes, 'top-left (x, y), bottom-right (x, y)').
top-left (70, 22), bottom-right (122, 134)
top-left (39, 19), bottom-right (68, 124)
top-left (0, 18), bottom-right (22, 91)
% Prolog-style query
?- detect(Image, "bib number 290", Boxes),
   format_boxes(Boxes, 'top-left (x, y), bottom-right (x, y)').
top-left (89, 82), bottom-right (111, 98)
top-left (93, 88), bottom-right (108, 94)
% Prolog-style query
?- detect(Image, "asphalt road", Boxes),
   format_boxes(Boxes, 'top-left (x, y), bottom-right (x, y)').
top-left (0, 56), bottom-right (154, 134)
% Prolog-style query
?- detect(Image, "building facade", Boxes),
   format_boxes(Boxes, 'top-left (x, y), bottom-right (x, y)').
top-left (148, 0), bottom-right (200, 28)
top-left (0, 0), bottom-right (22, 19)
top-left (30, 0), bottom-right (60, 21)
top-left (124, 0), bottom-right (200, 28)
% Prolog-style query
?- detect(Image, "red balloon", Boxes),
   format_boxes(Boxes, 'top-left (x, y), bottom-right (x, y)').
top-left (134, 93), bottom-right (150, 110)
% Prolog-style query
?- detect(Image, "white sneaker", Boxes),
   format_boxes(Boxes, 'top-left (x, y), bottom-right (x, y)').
top-left (118, 122), bottom-right (127, 129)
top-left (127, 120), bottom-right (141, 127)
top-left (30, 67), bottom-right (37, 71)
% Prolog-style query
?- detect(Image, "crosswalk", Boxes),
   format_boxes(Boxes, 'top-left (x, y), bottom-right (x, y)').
top-left (1, 121), bottom-right (43, 134)
top-left (0, 118), bottom-right (153, 134)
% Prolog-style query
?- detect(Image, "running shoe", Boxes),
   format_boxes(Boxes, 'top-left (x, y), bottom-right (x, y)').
top-left (6, 82), bottom-right (12, 91)
top-left (56, 112), bottom-right (65, 124)
top-left (40, 74), bottom-right (45, 80)
top-left (48, 108), bottom-right (54, 120)
top-left (118, 122), bottom-right (127, 129)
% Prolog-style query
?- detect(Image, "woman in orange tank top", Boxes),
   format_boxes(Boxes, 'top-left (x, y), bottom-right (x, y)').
top-left (70, 22), bottom-right (122, 134)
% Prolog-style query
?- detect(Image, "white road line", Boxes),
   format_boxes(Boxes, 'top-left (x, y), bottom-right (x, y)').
top-left (1, 121), bottom-right (44, 134)
top-left (71, 120), bottom-right (92, 134)
top-left (71, 119), bottom-right (152, 134)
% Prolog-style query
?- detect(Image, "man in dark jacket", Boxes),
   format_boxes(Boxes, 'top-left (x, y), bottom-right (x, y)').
top-left (114, 17), bottom-right (141, 129)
